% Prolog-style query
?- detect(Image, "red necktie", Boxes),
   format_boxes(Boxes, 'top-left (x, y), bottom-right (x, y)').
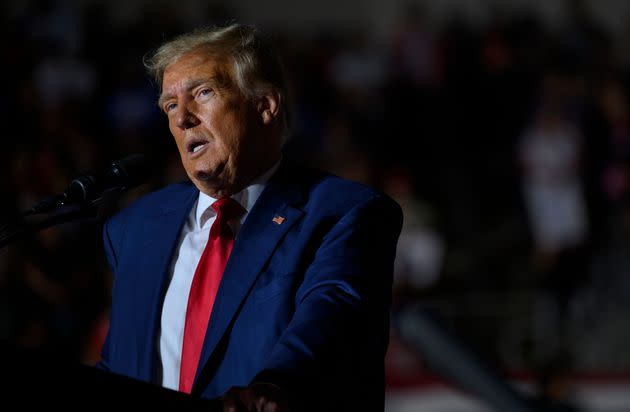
top-left (179, 197), bottom-right (244, 393)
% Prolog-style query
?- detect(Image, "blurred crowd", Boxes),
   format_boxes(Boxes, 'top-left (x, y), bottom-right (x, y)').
top-left (1, 0), bottom-right (630, 404)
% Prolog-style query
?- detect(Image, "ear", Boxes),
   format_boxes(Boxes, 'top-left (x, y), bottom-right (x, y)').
top-left (256, 89), bottom-right (281, 126)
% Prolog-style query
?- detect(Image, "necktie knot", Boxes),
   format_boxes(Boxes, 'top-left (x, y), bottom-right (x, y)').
top-left (211, 197), bottom-right (245, 223)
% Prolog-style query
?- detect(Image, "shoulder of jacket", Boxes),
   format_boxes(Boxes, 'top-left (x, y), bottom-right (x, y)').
top-left (105, 180), bottom-right (196, 225)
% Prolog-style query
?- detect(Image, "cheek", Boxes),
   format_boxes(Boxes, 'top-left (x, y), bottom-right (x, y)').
top-left (169, 129), bottom-right (186, 152)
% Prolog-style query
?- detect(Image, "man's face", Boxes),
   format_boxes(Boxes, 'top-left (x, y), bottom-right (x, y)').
top-left (160, 50), bottom-right (279, 197)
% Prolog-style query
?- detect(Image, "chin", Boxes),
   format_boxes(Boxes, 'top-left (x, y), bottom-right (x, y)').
top-left (192, 179), bottom-right (219, 197)
top-left (192, 172), bottom-right (233, 197)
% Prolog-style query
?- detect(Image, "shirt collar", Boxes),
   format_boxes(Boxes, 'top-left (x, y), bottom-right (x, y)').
top-left (195, 157), bottom-right (282, 229)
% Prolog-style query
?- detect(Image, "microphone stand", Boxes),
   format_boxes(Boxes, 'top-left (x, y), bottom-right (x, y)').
top-left (0, 187), bottom-right (122, 250)
top-left (1, 153), bottom-right (150, 249)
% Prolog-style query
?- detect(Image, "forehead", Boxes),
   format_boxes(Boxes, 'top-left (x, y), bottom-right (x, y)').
top-left (161, 50), bottom-right (232, 92)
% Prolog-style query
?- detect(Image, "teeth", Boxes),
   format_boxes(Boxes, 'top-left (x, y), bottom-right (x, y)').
top-left (192, 143), bottom-right (206, 153)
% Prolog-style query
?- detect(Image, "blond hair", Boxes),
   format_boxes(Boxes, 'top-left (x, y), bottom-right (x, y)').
top-left (144, 23), bottom-right (290, 139)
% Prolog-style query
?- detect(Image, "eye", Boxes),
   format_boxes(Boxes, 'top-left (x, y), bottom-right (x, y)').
top-left (164, 102), bottom-right (177, 113)
top-left (198, 88), bottom-right (214, 98)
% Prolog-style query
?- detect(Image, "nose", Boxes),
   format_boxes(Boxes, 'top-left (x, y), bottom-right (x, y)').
top-left (175, 104), bottom-right (200, 130)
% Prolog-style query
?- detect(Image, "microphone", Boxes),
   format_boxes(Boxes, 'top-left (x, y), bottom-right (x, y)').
top-left (65, 154), bottom-right (150, 203)
top-left (28, 154), bottom-right (150, 215)
top-left (0, 154), bottom-right (151, 248)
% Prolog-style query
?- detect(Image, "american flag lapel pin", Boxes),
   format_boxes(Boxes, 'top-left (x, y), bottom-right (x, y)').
top-left (272, 215), bottom-right (285, 225)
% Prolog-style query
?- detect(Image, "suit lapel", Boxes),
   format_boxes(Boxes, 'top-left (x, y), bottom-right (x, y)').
top-left (133, 183), bottom-right (198, 382)
top-left (194, 163), bottom-right (305, 385)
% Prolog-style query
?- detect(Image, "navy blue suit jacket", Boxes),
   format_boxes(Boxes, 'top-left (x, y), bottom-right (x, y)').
top-left (98, 160), bottom-right (403, 411)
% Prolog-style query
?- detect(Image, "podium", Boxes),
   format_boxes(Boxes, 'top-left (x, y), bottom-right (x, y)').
top-left (0, 340), bottom-right (222, 410)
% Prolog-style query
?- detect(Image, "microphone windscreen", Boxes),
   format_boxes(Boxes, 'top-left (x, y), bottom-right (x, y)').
top-left (109, 154), bottom-right (151, 190)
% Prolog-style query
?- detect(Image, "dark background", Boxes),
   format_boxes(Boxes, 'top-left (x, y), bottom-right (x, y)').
top-left (2, 0), bottom-right (630, 410)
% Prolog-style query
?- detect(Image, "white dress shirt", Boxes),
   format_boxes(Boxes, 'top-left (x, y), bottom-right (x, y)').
top-left (159, 161), bottom-right (281, 390)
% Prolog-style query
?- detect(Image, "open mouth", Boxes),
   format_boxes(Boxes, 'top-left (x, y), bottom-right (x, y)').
top-left (187, 137), bottom-right (209, 155)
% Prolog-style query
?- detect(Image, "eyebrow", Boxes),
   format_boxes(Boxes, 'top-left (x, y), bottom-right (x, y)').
top-left (158, 76), bottom-right (221, 109)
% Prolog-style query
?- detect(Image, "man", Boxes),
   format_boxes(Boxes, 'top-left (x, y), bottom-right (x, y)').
top-left (97, 23), bottom-right (403, 412)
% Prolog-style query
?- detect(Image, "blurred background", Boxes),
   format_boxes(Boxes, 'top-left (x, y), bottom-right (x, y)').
top-left (1, 0), bottom-right (630, 410)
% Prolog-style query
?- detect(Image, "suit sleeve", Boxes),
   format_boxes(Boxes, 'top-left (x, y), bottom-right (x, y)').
top-left (95, 215), bottom-right (126, 372)
top-left (253, 194), bottom-right (403, 408)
